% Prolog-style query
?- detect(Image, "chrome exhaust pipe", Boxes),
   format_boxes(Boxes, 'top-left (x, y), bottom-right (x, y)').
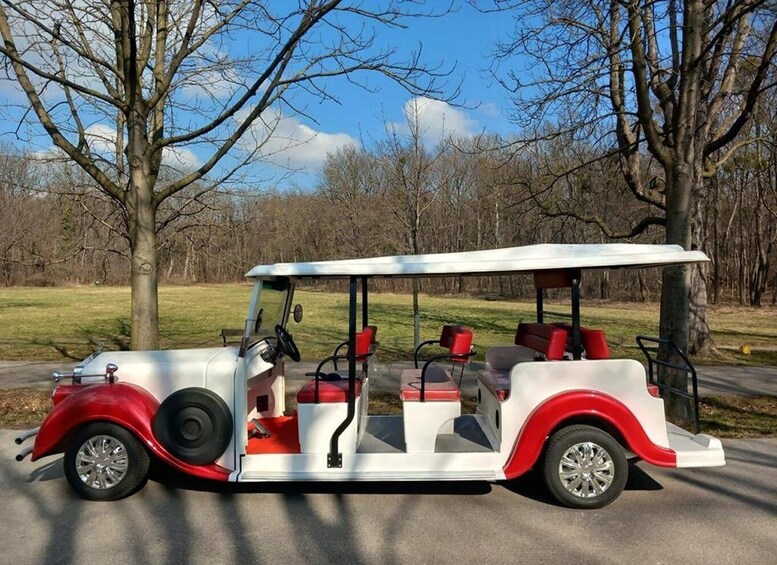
top-left (16, 446), bottom-right (33, 462)
top-left (14, 427), bottom-right (40, 445)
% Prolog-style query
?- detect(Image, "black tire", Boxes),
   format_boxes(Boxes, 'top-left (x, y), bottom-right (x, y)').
top-left (542, 424), bottom-right (628, 509)
top-left (64, 422), bottom-right (150, 501)
top-left (152, 387), bottom-right (233, 466)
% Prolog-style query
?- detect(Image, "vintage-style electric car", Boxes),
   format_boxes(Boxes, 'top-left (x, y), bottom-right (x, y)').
top-left (15, 244), bottom-right (725, 508)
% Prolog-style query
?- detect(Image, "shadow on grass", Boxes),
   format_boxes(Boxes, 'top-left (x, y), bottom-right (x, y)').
top-left (30, 318), bottom-right (131, 360)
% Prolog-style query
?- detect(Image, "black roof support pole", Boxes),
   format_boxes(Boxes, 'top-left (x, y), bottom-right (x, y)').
top-left (361, 276), bottom-right (369, 373)
top-left (328, 275), bottom-right (358, 468)
top-left (536, 288), bottom-right (544, 324)
top-left (570, 270), bottom-right (583, 360)
top-left (361, 276), bottom-right (368, 329)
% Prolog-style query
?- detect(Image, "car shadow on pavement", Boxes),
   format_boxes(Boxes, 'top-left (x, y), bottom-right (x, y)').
top-left (26, 458), bottom-right (64, 482)
top-left (501, 464), bottom-right (663, 506)
top-left (24, 456), bottom-right (661, 507)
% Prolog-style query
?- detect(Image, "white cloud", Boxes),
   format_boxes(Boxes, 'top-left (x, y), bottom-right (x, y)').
top-left (163, 146), bottom-right (200, 171)
top-left (83, 124), bottom-right (199, 171)
top-left (242, 107), bottom-right (359, 170)
top-left (477, 102), bottom-right (501, 117)
top-left (398, 97), bottom-right (477, 144)
top-left (85, 124), bottom-right (117, 153)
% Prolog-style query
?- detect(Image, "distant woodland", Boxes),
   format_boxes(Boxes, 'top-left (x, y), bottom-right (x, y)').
top-left (2, 117), bottom-right (775, 306)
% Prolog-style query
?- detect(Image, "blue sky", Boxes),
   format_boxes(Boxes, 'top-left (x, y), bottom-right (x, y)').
top-left (0, 3), bottom-right (519, 190)
top-left (256, 3), bottom-right (518, 188)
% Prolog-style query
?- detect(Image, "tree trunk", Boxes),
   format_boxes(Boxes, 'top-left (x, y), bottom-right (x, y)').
top-left (688, 260), bottom-right (713, 356)
top-left (658, 164), bottom-right (693, 423)
top-left (688, 198), bottom-right (714, 356)
top-left (129, 169), bottom-right (159, 350)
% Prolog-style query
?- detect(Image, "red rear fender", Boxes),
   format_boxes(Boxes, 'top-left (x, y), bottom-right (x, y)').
top-left (32, 383), bottom-right (231, 481)
top-left (502, 390), bottom-right (676, 480)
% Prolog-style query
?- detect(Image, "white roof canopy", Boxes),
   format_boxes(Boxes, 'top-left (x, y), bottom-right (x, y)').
top-left (246, 244), bottom-right (709, 279)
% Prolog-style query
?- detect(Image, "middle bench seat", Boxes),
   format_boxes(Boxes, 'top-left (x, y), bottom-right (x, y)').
top-left (400, 365), bottom-right (461, 401)
top-left (400, 325), bottom-right (474, 453)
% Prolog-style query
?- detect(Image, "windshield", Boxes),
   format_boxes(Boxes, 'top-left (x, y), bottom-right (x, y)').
top-left (254, 278), bottom-right (291, 336)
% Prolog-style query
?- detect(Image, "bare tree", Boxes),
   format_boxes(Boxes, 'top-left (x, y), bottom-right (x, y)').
top-left (378, 100), bottom-right (452, 346)
top-left (0, 0), bottom-right (449, 349)
top-left (486, 0), bottom-right (777, 362)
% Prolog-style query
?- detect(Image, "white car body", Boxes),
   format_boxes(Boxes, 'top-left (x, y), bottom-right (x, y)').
top-left (22, 244), bottom-right (726, 507)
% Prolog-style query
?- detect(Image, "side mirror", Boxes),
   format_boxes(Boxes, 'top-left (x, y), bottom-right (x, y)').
top-left (293, 304), bottom-right (303, 323)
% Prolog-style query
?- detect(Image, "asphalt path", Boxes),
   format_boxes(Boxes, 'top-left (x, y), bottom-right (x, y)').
top-left (1, 359), bottom-right (775, 397)
top-left (1, 431), bottom-right (775, 564)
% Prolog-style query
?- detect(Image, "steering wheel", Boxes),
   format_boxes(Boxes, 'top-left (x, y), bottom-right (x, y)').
top-left (274, 324), bottom-right (301, 362)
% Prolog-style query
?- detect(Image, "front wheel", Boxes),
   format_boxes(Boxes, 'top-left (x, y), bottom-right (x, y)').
top-left (64, 422), bottom-right (150, 501)
top-left (542, 425), bottom-right (628, 509)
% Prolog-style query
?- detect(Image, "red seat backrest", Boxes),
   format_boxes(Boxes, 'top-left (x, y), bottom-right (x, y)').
top-left (581, 328), bottom-right (610, 359)
top-left (440, 325), bottom-right (474, 363)
top-left (515, 323), bottom-right (568, 360)
top-left (363, 325), bottom-right (378, 345)
top-left (551, 323), bottom-right (611, 360)
top-left (354, 329), bottom-right (372, 362)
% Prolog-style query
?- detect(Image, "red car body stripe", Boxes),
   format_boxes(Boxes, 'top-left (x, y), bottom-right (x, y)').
top-left (502, 390), bottom-right (677, 479)
top-left (33, 383), bottom-right (231, 481)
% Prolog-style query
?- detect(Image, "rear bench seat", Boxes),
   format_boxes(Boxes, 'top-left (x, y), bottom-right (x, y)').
top-left (400, 325), bottom-right (474, 452)
top-left (478, 323), bottom-right (611, 401)
top-left (478, 323), bottom-right (569, 401)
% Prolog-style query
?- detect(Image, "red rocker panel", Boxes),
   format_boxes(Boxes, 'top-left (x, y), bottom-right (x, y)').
top-left (297, 378), bottom-right (363, 403)
top-left (32, 383), bottom-right (231, 481)
top-left (502, 390), bottom-right (677, 479)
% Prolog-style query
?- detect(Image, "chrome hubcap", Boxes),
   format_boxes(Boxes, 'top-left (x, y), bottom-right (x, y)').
top-left (75, 435), bottom-right (129, 489)
top-left (558, 441), bottom-right (615, 498)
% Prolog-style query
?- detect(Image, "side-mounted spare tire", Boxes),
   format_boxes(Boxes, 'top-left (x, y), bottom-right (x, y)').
top-left (152, 387), bottom-right (233, 466)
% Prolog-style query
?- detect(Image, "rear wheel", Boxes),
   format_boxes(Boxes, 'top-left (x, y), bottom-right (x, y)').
top-left (64, 422), bottom-right (150, 501)
top-left (542, 425), bottom-right (627, 509)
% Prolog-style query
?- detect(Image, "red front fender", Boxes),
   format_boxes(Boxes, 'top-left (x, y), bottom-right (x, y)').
top-left (502, 390), bottom-right (676, 480)
top-left (33, 383), bottom-right (231, 481)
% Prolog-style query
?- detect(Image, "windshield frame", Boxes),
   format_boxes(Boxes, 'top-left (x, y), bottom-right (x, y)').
top-left (243, 277), bottom-right (293, 346)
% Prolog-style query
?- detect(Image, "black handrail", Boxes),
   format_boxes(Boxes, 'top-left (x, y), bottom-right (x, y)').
top-left (636, 335), bottom-right (700, 434)
top-left (413, 339), bottom-right (442, 368)
top-left (419, 350), bottom-right (475, 402)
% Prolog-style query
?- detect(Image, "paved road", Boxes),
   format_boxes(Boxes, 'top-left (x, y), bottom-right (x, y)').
top-left (2, 431), bottom-right (775, 564)
top-left (1, 358), bottom-right (775, 397)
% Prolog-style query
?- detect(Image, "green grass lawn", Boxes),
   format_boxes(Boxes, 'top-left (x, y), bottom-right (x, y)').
top-left (0, 284), bottom-right (775, 365)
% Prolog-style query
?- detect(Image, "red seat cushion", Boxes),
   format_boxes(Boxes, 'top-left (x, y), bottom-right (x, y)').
top-left (296, 378), bottom-right (363, 404)
top-left (478, 369), bottom-right (510, 401)
top-left (400, 367), bottom-right (461, 401)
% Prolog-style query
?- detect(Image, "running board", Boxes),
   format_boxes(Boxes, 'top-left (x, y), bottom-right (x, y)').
top-left (238, 470), bottom-right (501, 482)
